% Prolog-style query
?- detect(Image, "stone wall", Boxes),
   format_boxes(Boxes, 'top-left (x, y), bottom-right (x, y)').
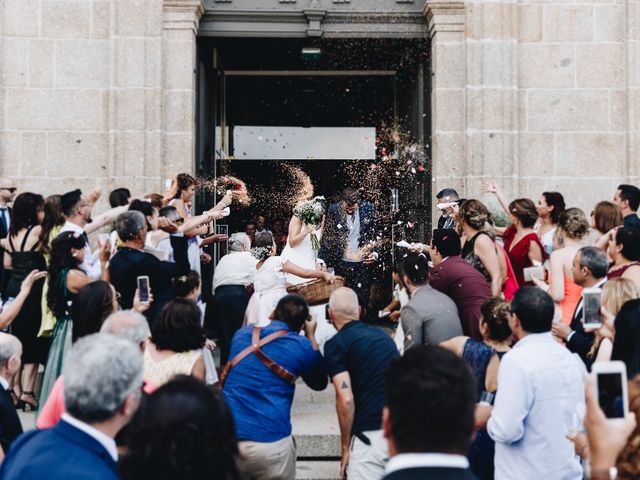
top-left (0, 0), bottom-right (202, 208)
top-left (1, 0), bottom-right (638, 218)
top-left (427, 0), bottom-right (640, 217)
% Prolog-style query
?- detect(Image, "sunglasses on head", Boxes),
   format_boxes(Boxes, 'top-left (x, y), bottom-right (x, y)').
top-left (1, 188), bottom-right (16, 193)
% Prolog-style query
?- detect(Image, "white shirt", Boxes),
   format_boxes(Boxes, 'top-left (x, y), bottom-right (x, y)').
top-left (343, 210), bottom-right (362, 262)
top-left (61, 413), bottom-right (118, 461)
top-left (487, 332), bottom-right (585, 480)
top-left (60, 221), bottom-right (101, 280)
top-left (0, 375), bottom-right (8, 391)
top-left (212, 251), bottom-right (258, 291)
top-left (385, 453), bottom-right (469, 474)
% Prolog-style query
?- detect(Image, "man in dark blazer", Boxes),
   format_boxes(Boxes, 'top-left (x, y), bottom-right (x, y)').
top-left (0, 333), bottom-right (23, 456)
top-left (0, 334), bottom-right (143, 479)
top-left (382, 345), bottom-right (477, 480)
top-left (551, 246), bottom-right (609, 369)
top-left (0, 178), bottom-right (16, 298)
top-left (319, 188), bottom-right (378, 308)
top-left (428, 230), bottom-right (491, 340)
top-left (436, 188), bottom-right (459, 230)
top-left (110, 210), bottom-right (190, 325)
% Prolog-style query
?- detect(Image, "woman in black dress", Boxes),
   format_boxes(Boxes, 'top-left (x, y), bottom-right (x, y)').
top-left (3, 193), bottom-right (49, 410)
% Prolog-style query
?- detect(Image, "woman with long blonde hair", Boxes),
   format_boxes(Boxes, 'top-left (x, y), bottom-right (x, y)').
top-left (590, 277), bottom-right (640, 363)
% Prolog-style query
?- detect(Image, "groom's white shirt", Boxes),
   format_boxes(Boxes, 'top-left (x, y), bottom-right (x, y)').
top-left (343, 209), bottom-right (362, 262)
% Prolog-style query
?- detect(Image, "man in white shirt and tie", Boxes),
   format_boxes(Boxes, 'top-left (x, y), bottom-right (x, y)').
top-left (486, 287), bottom-right (585, 480)
top-left (205, 233), bottom-right (258, 364)
top-left (59, 189), bottom-right (127, 280)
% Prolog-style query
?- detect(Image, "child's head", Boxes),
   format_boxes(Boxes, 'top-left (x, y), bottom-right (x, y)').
top-left (172, 271), bottom-right (201, 299)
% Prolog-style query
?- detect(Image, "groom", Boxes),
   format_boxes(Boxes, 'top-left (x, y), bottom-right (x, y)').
top-left (320, 188), bottom-right (378, 309)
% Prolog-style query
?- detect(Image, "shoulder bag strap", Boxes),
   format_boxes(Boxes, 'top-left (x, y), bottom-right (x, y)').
top-left (220, 327), bottom-right (297, 387)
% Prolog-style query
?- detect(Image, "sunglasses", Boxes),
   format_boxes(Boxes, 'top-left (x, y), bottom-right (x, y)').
top-left (1, 188), bottom-right (16, 193)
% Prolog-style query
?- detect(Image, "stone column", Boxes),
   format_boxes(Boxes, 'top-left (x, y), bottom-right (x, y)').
top-left (423, 0), bottom-right (467, 221)
top-left (161, 0), bottom-right (205, 181)
top-left (629, 0), bottom-right (640, 185)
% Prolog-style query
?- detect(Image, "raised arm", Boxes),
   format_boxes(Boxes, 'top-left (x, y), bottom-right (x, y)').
top-left (482, 181), bottom-right (511, 217)
top-left (85, 205), bottom-right (128, 235)
top-left (332, 371), bottom-right (355, 480)
top-left (0, 270), bottom-right (47, 329)
top-left (282, 260), bottom-right (332, 282)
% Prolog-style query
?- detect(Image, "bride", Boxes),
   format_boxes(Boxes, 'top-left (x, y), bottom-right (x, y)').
top-left (281, 197), bottom-right (338, 350)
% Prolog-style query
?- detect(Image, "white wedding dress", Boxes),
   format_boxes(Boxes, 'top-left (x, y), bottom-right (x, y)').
top-left (281, 225), bottom-right (337, 351)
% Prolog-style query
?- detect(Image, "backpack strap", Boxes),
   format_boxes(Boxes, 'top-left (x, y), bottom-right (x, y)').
top-left (220, 327), bottom-right (297, 387)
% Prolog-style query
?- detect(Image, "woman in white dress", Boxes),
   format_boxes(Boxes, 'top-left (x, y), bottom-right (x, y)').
top-left (281, 198), bottom-right (338, 349)
top-left (244, 232), bottom-right (333, 327)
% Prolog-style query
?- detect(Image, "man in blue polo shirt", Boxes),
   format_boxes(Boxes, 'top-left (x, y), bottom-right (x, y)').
top-left (222, 295), bottom-right (327, 480)
top-left (325, 287), bottom-right (400, 480)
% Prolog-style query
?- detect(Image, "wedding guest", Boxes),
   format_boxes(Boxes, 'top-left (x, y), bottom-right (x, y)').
top-left (591, 201), bottom-right (623, 245)
top-left (589, 278), bottom-right (640, 364)
top-left (440, 297), bottom-right (512, 480)
top-left (552, 247), bottom-right (609, 368)
top-left (0, 271), bottom-right (47, 332)
top-left (245, 221), bottom-right (256, 241)
top-left (119, 376), bottom-right (242, 480)
top-left (400, 253), bottom-right (462, 350)
top-left (534, 191), bottom-right (565, 258)
top-left (255, 215), bottom-right (271, 235)
top-left (244, 232), bottom-right (332, 327)
top-left (109, 210), bottom-right (189, 324)
top-left (501, 198), bottom-right (546, 286)
top-left (0, 333), bottom-right (23, 459)
top-left (487, 288), bottom-right (585, 480)
top-left (40, 232), bottom-right (110, 408)
top-left (143, 299), bottom-right (206, 387)
top-left (0, 334), bottom-right (143, 479)
top-left (613, 184), bottom-right (640, 230)
top-left (38, 194), bottom-right (66, 338)
top-left (436, 188), bottom-right (460, 230)
top-left (38, 308), bottom-right (153, 430)
top-left (108, 188), bottom-right (131, 208)
top-left (380, 261), bottom-right (410, 353)
top-left (205, 232), bottom-right (257, 364)
top-left (532, 208), bottom-right (590, 325)
top-left (0, 178), bottom-right (17, 297)
top-left (382, 346), bottom-right (476, 480)
top-left (2, 193), bottom-right (49, 411)
top-left (59, 188), bottom-right (125, 280)
top-left (607, 227), bottom-right (640, 290)
top-left (428, 230), bottom-right (491, 340)
top-left (144, 193), bottom-right (164, 210)
top-left (458, 200), bottom-right (506, 297)
top-left (324, 288), bottom-right (399, 480)
top-left (222, 295), bottom-right (327, 480)
top-left (609, 299), bottom-right (640, 479)
top-left (272, 219), bottom-right (288, 254)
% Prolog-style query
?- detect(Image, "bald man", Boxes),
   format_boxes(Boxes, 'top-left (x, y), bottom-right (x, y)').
top-left (324, 288), bottom-right (399, 480)
top-left (0, 178), bottom-right (16, 296)
top-left (0, 333), bottom-right (23, 459)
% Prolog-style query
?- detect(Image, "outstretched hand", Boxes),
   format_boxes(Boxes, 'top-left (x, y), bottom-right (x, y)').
top-left (20, 270), bottom-right (47, 294)
top-left (158, 217), bottom-right (179, 234)
top-left (482, 181), bottom-right (499, 194)
top-left (88, 186), bottom-right (102, 204)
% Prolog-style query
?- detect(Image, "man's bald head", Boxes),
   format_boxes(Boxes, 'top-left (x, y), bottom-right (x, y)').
top-left (328, 287), bottom-right (360, 329)
top-left (0, 178), bottom-right (16, 203)
top-left (100, 310), bottom-right (150, 350)
top-left (0, 333), bottom-right (22, 376)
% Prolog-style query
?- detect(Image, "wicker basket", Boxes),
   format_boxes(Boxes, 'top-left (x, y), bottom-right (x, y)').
top-left (286, 276), bottom-right (346, 306)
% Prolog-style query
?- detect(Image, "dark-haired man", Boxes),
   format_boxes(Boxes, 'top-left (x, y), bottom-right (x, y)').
top-left (400, 253), bottom-right (462, 351)
top-left (614, 184), bottom-right (640, 230)
top-left (108, 188), bottom-right (131, 208)
top-left (324, 288), bottom-right (399, 480)
top-left (382, 345), bottom-right (476, 480)
top-left (436, 188), bottom-right (460, 230)
top-left (320, 188), bottom-right (378, 308)
top-left (428, 230), bottom-right (491, 340)
top-left (487, 288), bottom-right (585, 480)
top-left (552, 246), bottom-right (609, 367)
top-left (222, 295), bottom-right (328, 480)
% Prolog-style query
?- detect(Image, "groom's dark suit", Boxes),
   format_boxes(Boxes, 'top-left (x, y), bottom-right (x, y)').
top-left (319, 201), bottom-right (377, 307)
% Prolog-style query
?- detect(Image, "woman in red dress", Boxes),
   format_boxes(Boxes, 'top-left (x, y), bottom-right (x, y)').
top-left (502, 198), bottom-right (547, 286)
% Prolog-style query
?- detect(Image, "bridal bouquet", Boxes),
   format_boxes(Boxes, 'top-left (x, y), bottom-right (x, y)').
top-left (293, 196), bottom-right (325, 251)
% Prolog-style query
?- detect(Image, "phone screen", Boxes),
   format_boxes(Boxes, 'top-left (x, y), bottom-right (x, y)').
top-left (597, 372), bottom-right (625, 418)
top-left (137, 277), bottom-right (150, 303)
top-left (583, 290), bottom-right (602, 327)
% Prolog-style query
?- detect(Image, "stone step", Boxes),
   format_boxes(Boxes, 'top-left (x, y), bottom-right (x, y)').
top-left (292, 382), bottom-right (341, 458)
top-left (296, 461), bottom-right (340, 480)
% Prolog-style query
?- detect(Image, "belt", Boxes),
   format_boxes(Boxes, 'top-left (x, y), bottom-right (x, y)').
top-left (352, 432), bottom-right (371, 446)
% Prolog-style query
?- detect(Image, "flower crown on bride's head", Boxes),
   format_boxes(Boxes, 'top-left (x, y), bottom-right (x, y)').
top-left (250, 246), bottom-right (272, 261)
